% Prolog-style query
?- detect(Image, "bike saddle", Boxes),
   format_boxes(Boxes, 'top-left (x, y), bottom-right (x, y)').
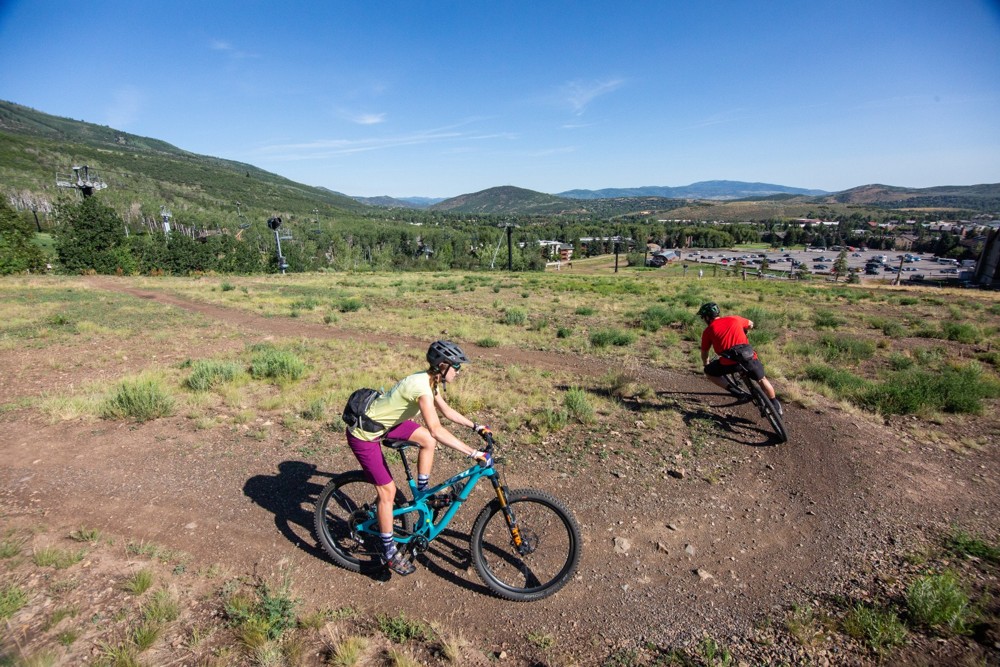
top-left (382, 437), bottom-right (419, 451)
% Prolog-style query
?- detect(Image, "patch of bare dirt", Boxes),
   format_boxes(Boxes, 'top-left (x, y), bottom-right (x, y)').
top-left (1, 278), bottom-right (998, 665)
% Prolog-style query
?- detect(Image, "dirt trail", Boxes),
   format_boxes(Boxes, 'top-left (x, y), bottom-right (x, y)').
top-left (2, 277), bottom-right (997, 664)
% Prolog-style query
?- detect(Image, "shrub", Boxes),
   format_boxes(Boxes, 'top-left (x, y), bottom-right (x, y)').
top-left (869, 317), bottom-right (905, 338)
top-left (477, 337), bottom-right (500, 348)
top-left (803, 364), bottom-right (870, 394)
top-left (906, 571), bottom-right (974, 635)
top-left (556, 327), bottom-right (572, 339)
top-left (574, 306), bottom-right (595, 316)
top-left (941, 321), bottom-right (978, 344)
top-left (502, 307), bottom-right (528, 325)
top-left (813, 309), bottom-right (842, 329)
top-left (100, 378), bottom-right (174, 421)
top-left (638, 305), bottom-right (694, 332)
top-left (337, 297), bottom-right (363, 313)
top-left (563, 387), bottom-right (594, 423)
top-left (589, 329), bottom-right (635, 348)
top-left (854, 364), bottom-right (1000, 415)
top-left (818, 334), bottom-right (876, 363)
top-left (185, 360), bottom-right (243, 391)
top-left (249, 347), bottom-right (306, 382)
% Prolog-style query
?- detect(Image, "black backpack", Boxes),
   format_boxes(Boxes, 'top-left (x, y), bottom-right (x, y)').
top-left (342, 388), bottom-right (386, 433)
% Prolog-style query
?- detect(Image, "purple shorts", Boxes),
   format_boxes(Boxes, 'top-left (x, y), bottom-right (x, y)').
top-left (346, 420), bottom-right (421, 486)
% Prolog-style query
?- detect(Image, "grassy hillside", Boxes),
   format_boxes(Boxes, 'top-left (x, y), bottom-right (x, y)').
top-left (0, 100), bottom-right (367, 229)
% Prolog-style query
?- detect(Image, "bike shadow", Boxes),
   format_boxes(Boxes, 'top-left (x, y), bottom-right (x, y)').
top-left (243, 460), bottom-right (341, 563)
top-left (414, 527), bottom-right (497, 597)
top-left (656, 390), bottom-right (783, 448)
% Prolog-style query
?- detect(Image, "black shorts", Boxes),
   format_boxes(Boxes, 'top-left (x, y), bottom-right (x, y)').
top-left (704, 358), bottom-right (766, 381)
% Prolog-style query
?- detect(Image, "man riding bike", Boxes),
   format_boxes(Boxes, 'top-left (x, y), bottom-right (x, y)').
top-left (343, 340), bottom-right (492, 576)
top-left (697, 302), bottom-right (782, 416)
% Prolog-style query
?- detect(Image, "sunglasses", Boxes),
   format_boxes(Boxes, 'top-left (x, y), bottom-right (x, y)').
top-left (450, 362), bottom-right (462, 373)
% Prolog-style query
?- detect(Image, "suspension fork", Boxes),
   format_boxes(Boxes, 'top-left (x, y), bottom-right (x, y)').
top-left (488, 473), bottom-right (528, 553)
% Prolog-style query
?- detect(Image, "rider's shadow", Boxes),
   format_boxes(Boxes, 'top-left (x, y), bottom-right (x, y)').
top-left (678, 400), bottom-right (780, 447)
top-left (243, 460), bottom-right (334, 560)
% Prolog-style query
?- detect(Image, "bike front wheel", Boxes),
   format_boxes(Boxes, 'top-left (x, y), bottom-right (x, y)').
top-left (314, 471), bottom-right (414, 573)
top-left (742, 374), bottom-right (788, 443)
top-left (469, 488), bottom-right (581, 602)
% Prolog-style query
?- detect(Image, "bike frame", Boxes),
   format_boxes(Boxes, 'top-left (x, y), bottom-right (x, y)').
top-left (351, 438), bottom-right (525, 551)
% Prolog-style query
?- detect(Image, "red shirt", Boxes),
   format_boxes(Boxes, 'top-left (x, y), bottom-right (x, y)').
top-left (701, 315), bottom-right (755, 365)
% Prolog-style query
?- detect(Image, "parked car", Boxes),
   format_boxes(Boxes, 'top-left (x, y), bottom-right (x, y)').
top-left (814, 264), bottom-right (829, 270)
top-left (941, 268), bottom-right (959, 274)
top-left (865, 266), bottom-right (880, 275)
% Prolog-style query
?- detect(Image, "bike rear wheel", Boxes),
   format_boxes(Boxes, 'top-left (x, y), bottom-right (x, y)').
top-left (741, 373), bottom-right (788, 443)
top-left (469, 488), bottom-right (581, 602)
top-left (313, 471), bottom-right (414, 573)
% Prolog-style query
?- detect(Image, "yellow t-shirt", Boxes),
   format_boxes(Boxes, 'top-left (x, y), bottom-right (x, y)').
top-left (348, 371), bottom-right (435, 441)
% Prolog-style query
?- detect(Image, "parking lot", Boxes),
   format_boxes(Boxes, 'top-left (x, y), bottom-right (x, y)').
top-left (678, 248), bottom-right (970, 282)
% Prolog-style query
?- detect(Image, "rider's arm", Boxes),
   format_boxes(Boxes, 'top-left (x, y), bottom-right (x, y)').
top-left (418, 393), bottom-right (477, 457)
top-left (433, 392), bottom-right (475, 429)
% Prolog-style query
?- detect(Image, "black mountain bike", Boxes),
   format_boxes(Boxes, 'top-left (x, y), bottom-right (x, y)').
top-left (722, 360), bottom-right (788, 443)
top-left (313, 433), bottom-right (581, 602)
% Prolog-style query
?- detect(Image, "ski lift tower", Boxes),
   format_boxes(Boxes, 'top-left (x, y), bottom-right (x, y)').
top-left (160, 205), bottom-right (172, 237)
top-left (267, 216), bottom-right (290, 274)
top-left (56, 165), bottom-right (108, 198)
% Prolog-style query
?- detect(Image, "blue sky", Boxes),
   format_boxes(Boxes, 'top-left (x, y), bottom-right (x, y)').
top-left (1, 1), bottom-right (998, 198)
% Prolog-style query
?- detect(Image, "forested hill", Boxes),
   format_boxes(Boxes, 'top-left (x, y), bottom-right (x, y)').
top-left (429, 186), bottom-right (586, 215)
top-left (0, 100), bottom-right (366, 226)
top-left (818, 183), bottom-right (1000, 210)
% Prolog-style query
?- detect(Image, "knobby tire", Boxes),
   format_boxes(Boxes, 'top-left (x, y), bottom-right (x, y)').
top-left (469, 488), bottom-right (581, 602)
top-left (314, 471), bottom-right (414, 573)
top-left (741, 373), bottom-right (788, 444)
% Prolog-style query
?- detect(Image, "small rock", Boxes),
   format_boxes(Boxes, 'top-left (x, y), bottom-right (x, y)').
top-left (696, 568), bottom-right (714, 580)
top-left (667, 523), bottom-right (679, 531)
top-left (667, 468), bottom-right (686, 479)
top-left (656, 541), bottom-right (669, 553)
top-left (685, 544), bottom-right (697, 556)
top-left (613, 537), bottom-right (632, 554)
top-left (497, 650), bottom-right (507, 659)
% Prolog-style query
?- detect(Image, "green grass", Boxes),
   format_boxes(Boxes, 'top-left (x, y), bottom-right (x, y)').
top-left (0, 532), bottom-right (26, 559)
top-left (0, 582), bottom-right (28, 619)
top-left (185, 359), bottom-right (243, 391)
top-left (376, 612), bottom-right (434, 643)
top-left (589, 328), bottom-right (636, 348)
top-left (329, 636), bottom-right (368, 667)
top-left (248, 346), bottom-right (307, 382)
top-left (32, 546), bottom-right (85, 569)
top-left (563, 387), bottom-right (594, 423)
top-left (142, 589), bottom-right (180, 623)
top-left (123, 568), bottom-right (155, 595)
top-left (842, 603), bottom-right (907, 654)
top-left (855, 364), bottom-right (1000, 415)
top-left (224, 579), bottom-right (298, 644)
top-left (906, 571), bottom-right (975, 635)
top-left (803, 364), bottom-right (871, 394)
top-left (100, 377), bottom-right (175, 421)
top-left (944, 529), bottom-right (1000, 564)
top-left (69, 527), bottom-right (101, 543)
top-left (817, 333), bottom-right (876, 363)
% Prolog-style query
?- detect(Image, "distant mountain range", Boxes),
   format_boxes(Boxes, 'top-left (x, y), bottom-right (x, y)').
top-left (1, 99), bottom-right (997, 220)
top-left (557, 181), bottom-right (828, 200)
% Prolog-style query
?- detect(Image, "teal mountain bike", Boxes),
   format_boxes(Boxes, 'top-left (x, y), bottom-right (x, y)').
top-left (313, 434), bottom-right (582, 602)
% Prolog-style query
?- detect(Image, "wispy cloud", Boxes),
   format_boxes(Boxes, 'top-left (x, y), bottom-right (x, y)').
top-left (346, 112), bottom-right (387, 125)
top-left (209, 39), bottom-right (258, 60)
top-left (253, 122), bottom-right (510, 161)
top-left (561, 78), bottom-right (625, 114)
top-left (106, 86), bottom-right (142, 128)
top-left (682, 109), bottom-right (746, 130)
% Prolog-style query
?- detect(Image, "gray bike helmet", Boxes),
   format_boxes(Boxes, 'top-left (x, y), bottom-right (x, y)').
top-left (427, 340), bottom-right (469, 369)
top-left (698, 302), bottom-right (721, 321)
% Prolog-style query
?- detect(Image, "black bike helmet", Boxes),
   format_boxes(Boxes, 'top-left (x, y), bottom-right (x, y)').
top-left (427, 340), bottom-right (469, 369)
top-left (698, 302), bottom-right (721, 321)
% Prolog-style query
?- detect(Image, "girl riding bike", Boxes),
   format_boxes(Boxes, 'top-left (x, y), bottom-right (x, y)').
top-left (698, 302), bottom-right (783, 416)
top-left (344, 340), bottom-right (491, 575)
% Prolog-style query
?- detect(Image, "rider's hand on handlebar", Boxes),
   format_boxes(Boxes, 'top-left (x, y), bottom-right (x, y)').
top-left (473, 423), bottom-right (492, 440)
top-left (471, 449), bottom-right (493, 467)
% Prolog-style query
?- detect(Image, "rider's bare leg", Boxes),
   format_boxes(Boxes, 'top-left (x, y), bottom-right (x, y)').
top-left (375, 480), bottom-right (398, 534)
top-left (758, 377), bottom-right (776, 400)
top-left (408, 425), bottom-right (437, 479)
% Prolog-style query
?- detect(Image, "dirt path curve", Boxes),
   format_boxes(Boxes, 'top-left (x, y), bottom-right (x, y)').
top-left (2, 277), bottom-right (996, 663)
